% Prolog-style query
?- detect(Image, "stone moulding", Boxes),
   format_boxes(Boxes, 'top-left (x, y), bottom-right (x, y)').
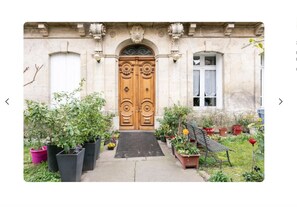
top-left (130, 25), bottom-right (144, 43)
top-left (37, 23), bottom-right (49, 37)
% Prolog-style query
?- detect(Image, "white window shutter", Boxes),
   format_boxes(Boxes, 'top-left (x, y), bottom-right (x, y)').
top-left (50, 53), bottom-right (80, 103)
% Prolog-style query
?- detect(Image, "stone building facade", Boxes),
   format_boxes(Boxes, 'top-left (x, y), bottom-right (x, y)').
top-left (23, 22), bottom-right (264, 130)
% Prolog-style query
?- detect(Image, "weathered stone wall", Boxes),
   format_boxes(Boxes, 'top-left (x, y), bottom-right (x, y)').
top-left (24, 22), bottom-right (263, 128)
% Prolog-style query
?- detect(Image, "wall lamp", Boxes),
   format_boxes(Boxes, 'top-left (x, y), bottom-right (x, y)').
top-left (93, 51), bottom-right (103, 63)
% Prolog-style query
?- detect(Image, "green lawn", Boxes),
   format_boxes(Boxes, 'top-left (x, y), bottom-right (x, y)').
top-left (23, 146), bottom-right (61, 182)
top-left (199, 134), bottom-right (264, 182)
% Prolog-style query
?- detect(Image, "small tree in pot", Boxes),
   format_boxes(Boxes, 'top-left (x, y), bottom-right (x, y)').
top-left (51, 86), bottom-right (85, 182)
top-left (77, 92), bottom-right (106, 171)
top-left (46, 83), bottom-right (83, 172)
top-left (24, 100), bottom-right (50, 164)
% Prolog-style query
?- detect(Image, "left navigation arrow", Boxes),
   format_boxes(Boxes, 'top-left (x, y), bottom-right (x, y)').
top-left (5, 98), bottom-right (9, 105)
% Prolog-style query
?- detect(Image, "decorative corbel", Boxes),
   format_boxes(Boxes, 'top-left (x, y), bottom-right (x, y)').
top-left (37, 23), bottom-right (49, 37)
top-left (255, 23), bottom-right (264, 36)
top-left (188, 23), bottom-right (196, 36)
top-left (77, 23), bottom-right (86, 37)
top-left (89, 23), bottom-right (106, 63)
top-left (224, 23), bottom-right (235, 36)
top-left (130, 25), bottom-right (144, 43)
top-left (168, 23), bottom-right (184, 62)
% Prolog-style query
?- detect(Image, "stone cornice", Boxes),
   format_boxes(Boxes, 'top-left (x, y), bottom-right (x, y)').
top-left (24, 22), bottom-right (264, 38)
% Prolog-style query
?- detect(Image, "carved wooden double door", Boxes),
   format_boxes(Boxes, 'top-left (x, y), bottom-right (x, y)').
top-left (119, 56), bottom-right (155, 130)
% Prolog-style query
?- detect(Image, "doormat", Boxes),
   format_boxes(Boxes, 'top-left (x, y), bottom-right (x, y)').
top-left (115, 132), bottom-right (164, 158)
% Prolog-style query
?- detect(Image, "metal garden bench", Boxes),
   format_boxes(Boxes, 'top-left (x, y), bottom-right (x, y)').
top-left (186, 123), bottom-right (232, 168)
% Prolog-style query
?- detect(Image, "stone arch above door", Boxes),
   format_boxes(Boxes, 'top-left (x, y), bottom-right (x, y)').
top-left (115, 38), bottom-right (159, 57)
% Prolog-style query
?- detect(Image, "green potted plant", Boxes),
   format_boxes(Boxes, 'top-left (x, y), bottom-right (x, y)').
top-left (157, 104), bottom-right (192, 142)
top-left (24, 100), bottom-right (49, 164)
top-left (45, 107), bottom-right (63, 172)
top-left (238, 112), bottom-right (257, 133)
top-left (77, 92), bottom-right (106, 171)
top-left (232, 113), bottom-right (243, 135)
top-left (112, 130), bottom-right (120, 140)
top-left (214, 110), bottom-right (230, 137)
top-left (201, 115), bottom-right (215, 136)
top-left (103, 131), bottom-right (112, 145)
top-left (46, 82), bottom-right (84, 172)
top-left (51, 88), bottom-right (85, 182)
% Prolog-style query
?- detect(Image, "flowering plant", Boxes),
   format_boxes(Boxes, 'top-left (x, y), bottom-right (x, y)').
top-left (183, 129), bottom-right (189, 136)
top-left (172, 128), bottom-right (199, 155)
top-left (107, 142), bottom-right (116, 150)
top-left (248, 137), bottom-right (257, 146)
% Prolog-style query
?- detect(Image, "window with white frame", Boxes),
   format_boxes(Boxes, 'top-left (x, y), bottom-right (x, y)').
top-left (50, 53), bottom-right (81, 103)
top-left (193, 53), bottom-right (222, 108)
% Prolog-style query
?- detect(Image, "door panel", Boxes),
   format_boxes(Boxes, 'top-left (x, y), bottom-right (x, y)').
top-left (138, 59), bottom-right (155, 129)
top-left (119, 57), bottom-right (155, 130)
top-left (119, 60), bottom-right (135, 129)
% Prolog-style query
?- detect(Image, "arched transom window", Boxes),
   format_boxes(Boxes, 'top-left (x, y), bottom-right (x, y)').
top-left (120, 44), bottom-right (154, 56)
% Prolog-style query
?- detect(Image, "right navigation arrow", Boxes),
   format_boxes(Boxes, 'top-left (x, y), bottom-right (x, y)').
top-left (279, 98), bottom-right (283, 105)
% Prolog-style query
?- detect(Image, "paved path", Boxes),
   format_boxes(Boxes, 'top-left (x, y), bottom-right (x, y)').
top-left (81, 140), bottom-right (205, 182)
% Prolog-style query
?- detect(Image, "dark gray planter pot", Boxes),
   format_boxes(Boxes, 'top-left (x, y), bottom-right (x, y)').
top-left (56, 148), bottom-right (85, 182)
top-left (83, 138), bottom-right (100, 171)
top-left (95, 137), bottom-right (101, 160)
top-left (47, 144), bottom-right (63, 172)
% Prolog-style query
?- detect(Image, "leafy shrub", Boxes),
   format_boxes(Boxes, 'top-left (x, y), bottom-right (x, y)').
top-left (158, 104), bottom-right (191, 135)
top-left (234, 111), bottom-right (258, 132)
top-left (208, 171), bottom-right (232, 182)
top-left (24, 100), bottom-right (51, 149)
top-left (77, 92), bottom-right (106, 142)
top-left (242, 166), bottom-right (264, 182)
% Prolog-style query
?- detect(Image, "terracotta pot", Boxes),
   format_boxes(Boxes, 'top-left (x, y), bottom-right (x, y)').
top-left (203, 127), bottom-right (215, 136)
top-left (232, 125), bottom-right (243, 135)
top-left (219, 127), bottom-right (228, 137)
top-left (175, 152), bottom-right (200, 169)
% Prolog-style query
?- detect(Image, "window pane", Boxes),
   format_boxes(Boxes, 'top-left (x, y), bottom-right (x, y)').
top-left (205, 98), bottom-right (216, 106)
top-left (193, 56), bottom-right (200, 65)
top-left (193, 70), bottom-right (200, 96)
top-left (193, 97), bottom-right (200, 106)
top-left (205, 70), bottom-right (216, 96)
top-left (205, 56), bottom-right (216, 65)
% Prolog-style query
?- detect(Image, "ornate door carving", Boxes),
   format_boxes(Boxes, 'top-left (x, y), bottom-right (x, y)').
top-left (119, 56), bottom-right (155, 130)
